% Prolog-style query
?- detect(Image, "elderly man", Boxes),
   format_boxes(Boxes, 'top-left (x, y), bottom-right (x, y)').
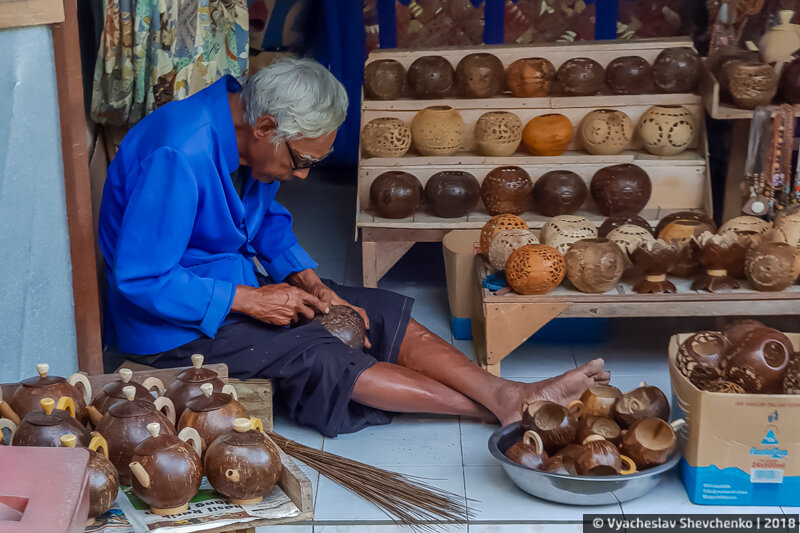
top-left (99, 58), bottom-right (609, 437)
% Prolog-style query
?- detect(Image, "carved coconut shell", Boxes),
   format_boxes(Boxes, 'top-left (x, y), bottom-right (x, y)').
top-left (598, 214), bottom-right (653, 238)
top-left (782, 355), bottom-right (800, 394)
top-left (676, 331), bottom-right (728, 385)
top-left (480, 166), bottom-right (534, 216)
top-left (723, 319), bottom-right (769, 347)
top-left (613, 385), bottom-right (669, 428)
top-left (313, 306), bottom-right (367, 350)
top-left (720, 328), bottom-right (792, 393)
top-left (704, 379), bottom-right (746, 393)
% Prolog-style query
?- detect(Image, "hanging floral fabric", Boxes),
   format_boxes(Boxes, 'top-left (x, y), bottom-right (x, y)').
top-left (91, 0), bottom-right (249, 126)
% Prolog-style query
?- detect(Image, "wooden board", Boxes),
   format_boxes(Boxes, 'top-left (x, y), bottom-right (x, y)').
top-left (471, 255), bottom-right (800, 375)
top-left (365, 37), bottom-right (694, 72)
top-left (0, 0), bottom-right (64, 29)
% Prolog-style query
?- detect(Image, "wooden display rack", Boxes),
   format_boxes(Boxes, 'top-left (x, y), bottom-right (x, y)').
top-left (699, 63), bottom-right (800, 221)
top-left (470, 254), bottom-right (800, 376)
top-left (358, 37), bottom-right (711, 287)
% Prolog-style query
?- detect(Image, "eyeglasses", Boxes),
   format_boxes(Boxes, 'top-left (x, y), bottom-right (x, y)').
top-left (285, 140), bottom-right (332, 171)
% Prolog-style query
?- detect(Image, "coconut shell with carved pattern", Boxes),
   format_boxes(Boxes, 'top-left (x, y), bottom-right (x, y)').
top-left (474, 111), bottom-right (522, 157)
top-left (410, 106), bottom-right (464, 156)
top-left (406, 56), bottom-right (455, 99)
top-left (578, 109), bottom-right (633, 155)
top-left (425, 171), bottom-right (480, 218)
top-left (638, 105), bottom-right (697, 156)
top-left (598, 214), bottom-right (652, 238)
top-left (720, 328), bottom-right (792, 393)
top-left (652, 47), bottom-right (701, 93)
top-left (676, 331), bottom-right (728, 386)
top-left (505, 244), bottom-right (566, 295)
top-left (605, 56), bottom-right (653, 94)
top-left (541, 215), bottom-right (598, 256)
top-left (590, 164), bottom-right (651, 217)
top-left (361, 117), bottom-right (411, 158)
top-left (369, 171), bottom-right (422, 219)
top-left (488, 229), bottom-right (538, 271)
top-left (480, 166), bottom-right (533, 216)
top-left (479, 214), bottom-right (529, 255)
top-left (555, 58), bottom-right (605, 96)
top-left (533, 170), bottom-right (586, 217)
top-left (565, 238), bottom-right (624, 293)
top-left (455, 53), bottom-right (504, 98)
top-left (364, 59), bottom-right (406, 100)
top-left (745, 242), bottom-right (800, 291)
top-left (505, 57), bottom-right (556, 97)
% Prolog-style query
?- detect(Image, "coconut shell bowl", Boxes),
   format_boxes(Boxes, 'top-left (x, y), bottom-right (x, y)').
top-left (629, 240), bottom-right (679, 294)
top-left (689, 231), bottom-right (741, 292)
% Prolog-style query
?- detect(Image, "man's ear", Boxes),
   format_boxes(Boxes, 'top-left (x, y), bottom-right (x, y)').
top-left (253, 114), bottom-right (277, 140)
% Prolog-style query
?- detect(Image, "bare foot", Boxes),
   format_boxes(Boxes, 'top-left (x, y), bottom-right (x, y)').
top-left (496, 358), bottom-right (608, 426)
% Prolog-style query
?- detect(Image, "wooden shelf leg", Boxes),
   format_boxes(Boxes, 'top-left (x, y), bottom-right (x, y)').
top-left (362, 241), bottom-right (414, 288)
top-left (482, 302), bottom-right (569, 377)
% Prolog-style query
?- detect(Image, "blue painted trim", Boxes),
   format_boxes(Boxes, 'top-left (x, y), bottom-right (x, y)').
top-left (451, 317), bottom-right (473, 341)
top-left (594, 0), bottom-right (618, 40)
top-left (377, 0), bottom-right (396, 49)
top-left (483, 0), bottom-right (505, 44)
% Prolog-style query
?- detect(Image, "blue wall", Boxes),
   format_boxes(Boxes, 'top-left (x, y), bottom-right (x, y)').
top-left (0, 26), bottom-right (79, 383)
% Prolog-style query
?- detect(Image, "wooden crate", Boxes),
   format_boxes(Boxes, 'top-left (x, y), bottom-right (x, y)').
top-left (358, 37), bottom-right (712, 287)
top-left (470, 253), bottom-right (800, 376)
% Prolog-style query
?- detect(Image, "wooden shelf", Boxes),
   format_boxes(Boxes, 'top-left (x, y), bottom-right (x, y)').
top-left (357, 38), bottom-right (711, 287)
top-left (357, 207), bottom-right (699, 230)
top-left (363, 93), bottom-right (701, 112)
top-left (700, 62), bottom-right (800, 120)
top-left (470, 255), bottom-right (800, 375)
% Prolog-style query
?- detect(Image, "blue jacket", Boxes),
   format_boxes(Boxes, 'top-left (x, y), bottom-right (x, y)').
top-left (99, 76), bottom-right (317, 355)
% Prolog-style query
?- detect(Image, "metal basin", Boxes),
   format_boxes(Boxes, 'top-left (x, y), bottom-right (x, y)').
top-left (489, 422), bottom-right (681, 505)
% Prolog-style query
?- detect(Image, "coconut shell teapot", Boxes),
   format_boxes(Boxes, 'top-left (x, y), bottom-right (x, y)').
top-left (129, 422), bottom-right (203, 516)
top-left (204, 417), bottom-right (282, 505)
top-left (95, 385), bottom-right (176, 485)
top-left (12, 397), bottom-right (90, 447)
top-left (177, 383), bottom-right (249, 453)
top-left (60, 433), bottom-right (119, 526)
top-left (165, 354), bottom-right (238, 419)
top-left (8, 363), bottom-right (92, 424)
top-left (89, 368), bottom-right (165, 420)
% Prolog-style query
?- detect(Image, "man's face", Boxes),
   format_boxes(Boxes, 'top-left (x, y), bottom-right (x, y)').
top-left (243, 115), bottom-right (336, 183)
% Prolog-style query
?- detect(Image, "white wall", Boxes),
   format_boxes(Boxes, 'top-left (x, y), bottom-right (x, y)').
top-left (0, 25), bottom-right (79, 382)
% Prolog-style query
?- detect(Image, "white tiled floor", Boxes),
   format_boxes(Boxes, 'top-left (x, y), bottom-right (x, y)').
top-left (267, 174), bottom-right (791, 531)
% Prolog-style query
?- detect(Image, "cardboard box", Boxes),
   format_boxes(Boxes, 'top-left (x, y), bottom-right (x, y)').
top-left (669, 333), bottom-right (800, 506)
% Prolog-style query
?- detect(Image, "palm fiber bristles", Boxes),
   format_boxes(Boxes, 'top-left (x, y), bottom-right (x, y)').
top-left (269, 432), bottom-right (471, 530)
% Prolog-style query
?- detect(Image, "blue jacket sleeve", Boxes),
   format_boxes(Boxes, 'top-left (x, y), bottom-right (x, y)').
top-left (251, 190), bottom-right (318, 282)
top-left (110, 148), bottom-right (235, 337)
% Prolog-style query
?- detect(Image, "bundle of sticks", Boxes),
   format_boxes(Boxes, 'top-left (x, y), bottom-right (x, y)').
top-left (269, 432), bottom-right (472, 530)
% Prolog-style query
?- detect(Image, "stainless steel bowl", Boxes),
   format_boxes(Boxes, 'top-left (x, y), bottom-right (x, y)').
top-left (489, 422), bottom-right (681, 505)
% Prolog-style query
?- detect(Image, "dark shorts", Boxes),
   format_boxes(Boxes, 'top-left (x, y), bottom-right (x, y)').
top-left (147, 280), bottom-right (414, 437)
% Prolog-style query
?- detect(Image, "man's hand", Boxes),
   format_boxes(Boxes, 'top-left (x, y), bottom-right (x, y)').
top-left (288, 269), bottom-right (372, 349)
top-left (231, 284), bottom-right (329, 326)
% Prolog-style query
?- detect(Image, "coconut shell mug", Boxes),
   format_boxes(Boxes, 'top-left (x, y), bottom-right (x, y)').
top-left (621, 418), bottom-right (685, 468)
top-left (579, 384), bottom-right (623, 418)
top-left (129, 422), bottom-right (204, 516)
top-left (504, 430), bottom-right (549, 470)
top-left (519, 400), bottom-right (584, 454)
top-left (7, 362), bottom-right (92, 424)
top-left (575, 435), bottom-right (637, 476)
top-left (576, 416), bottom-right (623, 447)
top-left (613, 383), bottom-right (670, 428)
top-left (204, 417), bottom-right (282, 505)
top-left (165, 353), bottom-right (238, 420)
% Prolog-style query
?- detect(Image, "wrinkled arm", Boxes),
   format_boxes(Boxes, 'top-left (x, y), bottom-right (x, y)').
top-left (110, 149), bottom-right (234, 337)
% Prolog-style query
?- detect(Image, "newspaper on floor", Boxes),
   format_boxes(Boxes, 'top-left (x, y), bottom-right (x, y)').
top-left (85, 479), bottom-right (300, 533)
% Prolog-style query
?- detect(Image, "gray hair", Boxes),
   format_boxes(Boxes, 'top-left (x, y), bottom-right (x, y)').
top-left (240, 58), bottom-right (348, 144)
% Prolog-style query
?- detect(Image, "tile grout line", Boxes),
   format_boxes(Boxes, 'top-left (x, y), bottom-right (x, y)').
top-left (457, 416), bottom-right (472, 525)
